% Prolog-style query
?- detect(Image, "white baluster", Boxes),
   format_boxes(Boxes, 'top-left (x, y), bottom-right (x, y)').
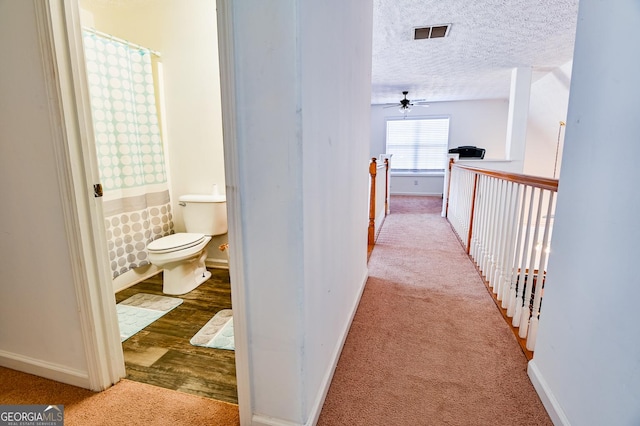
top-left (476, 175), bottom-right (487, 273)
top-left (458, 170), bottom-right (467, 247)
top-left (519, 188), bottom-right (545, 339)
top-left (465, 170), bottom-right (474, 250)
top-left (470, 175), bottom-right (483, 260)
top-left (474, 175), bottom-right (487, 268)
top-left (488, 177), bottom-right (500, 289)
top-left (499, 181), bottom-right (517, 308)
top-left (494, 179), bottom-right (510, 299)
top-left (449, 168), bottom-right (460, 237)
top-left (478, 176), bottom-right (488, 277)
top-left (483, 175), bottom-right (495, 276)
top-left (507, 184), bottom-right (525, 317)
top-left (490, 179), bottom-right (502, 292)
top-left (513, 186), bottom-right (535, 328)
top-left (490, 179), bottom-right (501, 294)
top-left (526, 190), bottom-right (556, 351)
top-left (455, 169), bottom-right (465, 244)
top-left (449, 169), bottom-right (457, 231)
top-left (480, 174), bottom-right (491, 269)
top-left (458, 173), bottom-right (464, 238)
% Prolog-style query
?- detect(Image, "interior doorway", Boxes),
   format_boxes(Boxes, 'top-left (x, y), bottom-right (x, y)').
top-left (55, 0), bottom-right (248, 410)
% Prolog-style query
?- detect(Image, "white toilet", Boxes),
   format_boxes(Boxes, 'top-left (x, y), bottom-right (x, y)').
top-left (147, 193), bottom-right (227, 295)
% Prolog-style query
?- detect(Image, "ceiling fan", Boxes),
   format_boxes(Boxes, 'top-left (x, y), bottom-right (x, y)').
top-left (383, 91), bottom-right (429, 114)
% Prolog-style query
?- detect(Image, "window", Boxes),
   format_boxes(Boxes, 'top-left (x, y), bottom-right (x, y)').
top-left (386, 117), bottom-right (450, 172)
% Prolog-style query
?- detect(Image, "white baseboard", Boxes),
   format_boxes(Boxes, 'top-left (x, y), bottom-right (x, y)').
top-left (249, 269), bottom-right (369, 426)
top-left (251, 415), bottom-right (304, 426)
top-left (528, 360), bottom-right (571, 426)
top-left (205, 257), bottom-right (229, 270)
top-left (0, 349), bottom-right (90, 389)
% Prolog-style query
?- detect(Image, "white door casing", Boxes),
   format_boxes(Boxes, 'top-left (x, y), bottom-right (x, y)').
top-left (35, 0), bottom-right (125, 390)
top-left (38, 3), bottom-right (251, 421)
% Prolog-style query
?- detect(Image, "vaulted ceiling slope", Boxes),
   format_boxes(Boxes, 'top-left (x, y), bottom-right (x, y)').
top-left (371, 0), bottom-right (579, 104)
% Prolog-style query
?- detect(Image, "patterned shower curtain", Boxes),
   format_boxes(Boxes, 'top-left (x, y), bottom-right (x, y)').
top-left (83, 31), bottom-right (174, 278)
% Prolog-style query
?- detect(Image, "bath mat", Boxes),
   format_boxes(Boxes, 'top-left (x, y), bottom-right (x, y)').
top-left (190, 309), bottom-right (234, 350)
top-left (117, 293), bottom-right (183, 342)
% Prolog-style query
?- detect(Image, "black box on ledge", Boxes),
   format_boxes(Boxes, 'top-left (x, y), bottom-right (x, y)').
top-left (448, 146), bottom-right (486, 159)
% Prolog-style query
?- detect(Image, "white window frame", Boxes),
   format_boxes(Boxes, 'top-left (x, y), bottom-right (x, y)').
top-left (385, 116), bottom-right (450, 174)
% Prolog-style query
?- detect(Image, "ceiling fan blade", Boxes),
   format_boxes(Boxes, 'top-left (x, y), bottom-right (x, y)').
top-left (383, 104), bottom-right (401, 109)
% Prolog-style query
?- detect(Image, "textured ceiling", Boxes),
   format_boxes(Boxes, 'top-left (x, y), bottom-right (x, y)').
top-left (371, 0), bottom-right (579, 105)
top-left (82, 0), bottom-right (579, 106)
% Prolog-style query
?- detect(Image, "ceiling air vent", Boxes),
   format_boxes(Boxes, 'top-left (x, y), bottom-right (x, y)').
top-left (414, 24), bottom-right (450, 40)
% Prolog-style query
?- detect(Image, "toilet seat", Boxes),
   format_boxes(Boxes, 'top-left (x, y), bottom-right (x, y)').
top-left (147, 233), bottom-right (206, 254)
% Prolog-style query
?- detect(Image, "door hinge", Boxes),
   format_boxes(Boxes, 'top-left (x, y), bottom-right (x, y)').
top-left (93, 183), bottom-right (103, 198)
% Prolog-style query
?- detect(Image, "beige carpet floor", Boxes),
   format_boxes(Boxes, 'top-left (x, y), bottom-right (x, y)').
top-left (0, 367), bottom-right (239, 425)
top-left (1, 196), bottom-right (550, 425)
top-left (317, 195), bottom-right (552, 426)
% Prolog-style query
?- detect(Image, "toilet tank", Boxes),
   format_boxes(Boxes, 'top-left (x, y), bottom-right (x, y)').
top-left (178, 194), bottom-right (228, 236)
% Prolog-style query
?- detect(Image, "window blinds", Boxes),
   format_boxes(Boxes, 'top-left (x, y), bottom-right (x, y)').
top-left (386, 117), bottom-right (450, 171)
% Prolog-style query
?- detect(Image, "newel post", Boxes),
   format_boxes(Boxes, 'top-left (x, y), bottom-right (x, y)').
top-left (445, 157), bottom-right (455, 217)
top-left (384, 158), bottom-right (390, 215)
top-left (368, 158), bottom-right (377, 247)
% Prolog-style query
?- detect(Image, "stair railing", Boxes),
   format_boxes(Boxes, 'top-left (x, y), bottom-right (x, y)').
top-left (446, 161), bottom-right (558, 355)
top-left (368, 157), bottom-right (390, 255)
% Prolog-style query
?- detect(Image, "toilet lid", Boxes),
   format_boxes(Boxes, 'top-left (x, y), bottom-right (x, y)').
top-left (147, 233), bottom-right (206, 253)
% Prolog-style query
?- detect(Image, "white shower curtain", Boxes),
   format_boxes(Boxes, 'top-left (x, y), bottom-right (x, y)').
top-left (83, 30), bottom-right (174, 278)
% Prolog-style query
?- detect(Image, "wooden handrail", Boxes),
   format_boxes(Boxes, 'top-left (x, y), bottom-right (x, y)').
top-left (452, 163), bottom-right (558, 192)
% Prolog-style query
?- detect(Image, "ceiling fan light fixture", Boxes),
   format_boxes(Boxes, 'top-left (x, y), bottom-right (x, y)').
top-left (382, 91), bottom-right (426, 115)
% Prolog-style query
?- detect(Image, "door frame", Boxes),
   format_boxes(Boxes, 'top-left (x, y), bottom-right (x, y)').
top-left (215, 1), bottom-right (253, 423)
top-left (35, 0), bottom-right (125, 391)
top-left (40, 0), bottom-right (252, 422)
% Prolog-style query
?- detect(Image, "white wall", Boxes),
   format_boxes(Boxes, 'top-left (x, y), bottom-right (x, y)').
top-left (388, 173), bottom-right (446, 196)
top-left (529, 2), bottom-right (640, 425)
top-left (524, 62), bottom-right (572, 178)
top-left (371, 99), bottom-right (509, 195)
top-left (79, 0), bottom-right (228, 267)
top-left (503, 66), bottom-right (532, 173)
top-left (300, 0), bottom-right (372, 421)
top-left (226, 0), bottom-right (372, 423)
top-left (0, 0), bottom-right (88, 384)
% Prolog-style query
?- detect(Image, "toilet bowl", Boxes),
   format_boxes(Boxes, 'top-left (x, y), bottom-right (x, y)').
top-left (147, 192), bottom-right (227, 295)
top-left (147, 233), bottom-right (212, 295)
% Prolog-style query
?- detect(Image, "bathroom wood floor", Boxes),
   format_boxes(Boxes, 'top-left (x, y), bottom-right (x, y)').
top-left (114, 268), bottom-right (237, 404)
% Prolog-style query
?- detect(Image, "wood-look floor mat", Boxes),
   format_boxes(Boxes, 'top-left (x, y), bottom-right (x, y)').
top-left (190, 309), bottom-right (234, 350)
top-left (117, 293), bottom-right (183, 342)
